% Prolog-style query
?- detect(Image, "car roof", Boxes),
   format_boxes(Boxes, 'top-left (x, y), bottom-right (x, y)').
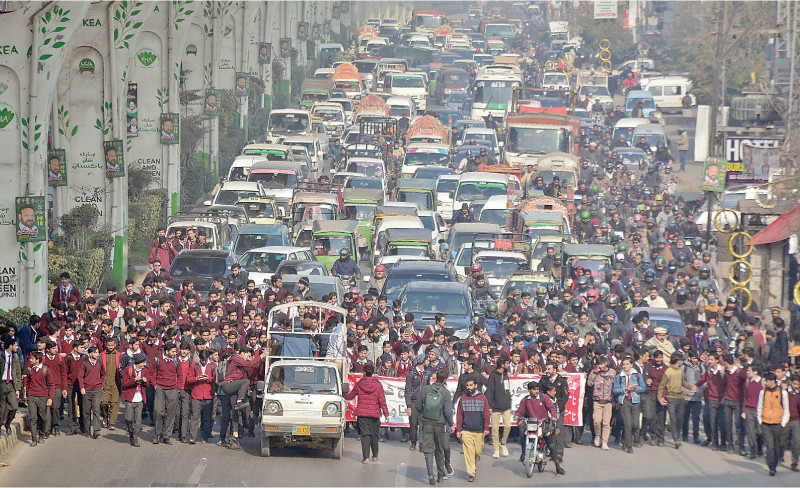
top-left (279, 274), bottom-right (339, 284)
top-left (312, 220), bottom-right (359, 233)
top-left (173, 249), bottom-right (231, 258)
top-left (458, 172), bottom-right (507, 182)
top-left (237, 224), bottom-right (287, 234)
top-left (463, 127), bottom-right (495, 134)
top-left (385, 228), bottom-right (432, 241)
top-left (403, 280), bottom-right (466, 292)
top-left (390, 260), bottom-right (451, 272)
top-left (220, 181), bottom-right (261, 190)
top-left (244, 246), bottom-right (309, 254)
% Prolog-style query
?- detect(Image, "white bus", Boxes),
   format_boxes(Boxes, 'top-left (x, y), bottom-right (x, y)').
top-left (470, 65), bottom-right (523, 122)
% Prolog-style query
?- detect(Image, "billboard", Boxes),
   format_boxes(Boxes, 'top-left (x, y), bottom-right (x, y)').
top-left (723, 136), bottom-right (782, 183)
top-left (594, 0), bottom-right (618, 19)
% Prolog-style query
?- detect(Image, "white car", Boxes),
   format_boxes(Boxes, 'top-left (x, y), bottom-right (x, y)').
top-left (435, 175), bottom-right (460, 220)
top-left (285, 136), bottom-right (323, 178)
top-left (239, 246), bottom-right (315, 287)
top-left (208, 181), bottom-right (266, 206)
top-left (417, 209), bottom-right (448, 253)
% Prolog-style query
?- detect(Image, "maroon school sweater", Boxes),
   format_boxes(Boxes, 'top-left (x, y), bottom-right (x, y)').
top-left (723, 367), bottom-right (745, 402)
top-left (150, 355), bottom-right (179, 390)
top-left (26, 365), bottom-right (55, 399)
top-left (696, 366), bottom-right (726, 401)
top-left (78, 358), bottom-right (106, 391)
top-left (42, 353), bottom-right (67, 390)
top-left (743, 378), bottom-right (762, 412)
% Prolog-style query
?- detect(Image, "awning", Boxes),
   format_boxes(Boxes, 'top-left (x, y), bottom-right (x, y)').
top-left (751, 202), bottom-right (800, 245)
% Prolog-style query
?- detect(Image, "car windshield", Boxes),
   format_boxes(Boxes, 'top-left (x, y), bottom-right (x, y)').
top-left (389, 105), bottom-right (410, 117)
top-left (267, 365), bottom-right (338, 394)
top-left (240, 251), bottom-right (287, 273)
top-left (436, 178), bottom-right (458, 195)
top-left (269, 113), bottom-right (309, 131)
top-left (234, 234), bottom-right (285, 256)
top-left (456, 182), bottom-right (506, 200)
top-left (353, 61), bottom-right (377, 74)
top-left (396, 190), bottom-right (433, 210)
top-left (345, 177), bottom-right (382, 190)
top-left (506, 127), bottom-right (570, 154)
top-left (418, 215), bottom-right (435, 231)
top-left (543, 74), bottom-right (568, 85)
top-left (392, 76), bottom-right (425, 88)
top-left (485, 24), bottom-right (514, 36)
top-left (347, 162), bottom-right (384, 178)
top-left (638, 134), bottom-right (666, 148)
top-left (532, 242), bottom-right (563, 258)
top-left (239, 202), bottom-right (276, 219)
top-left (249, 171), bottom-right (298, 189)
top-left (344, 205), bottom-right (376, 221)
top-left (503, 279), bottom-right (550, 297)
top-left (405, 151), bottom-right (449, 166)
top-left (384, 271), bottom-right (451, 295)
top-left (627, 98), bottom-right (656, 110)
top-left (169, 256), bottom-right (228, 277)
top-left (388, 245), bottom-right (429, 257)
top-left (312, 108), bottom-right (344, 122)
top-left (474, 80), bottom-right (519, 104)
top-left (448, 92), bottom-right (469, 103)
top-left (475, 256), bottom-right (527, 278)
top-left (401, 291), bottom-right (467, 315)
top-left (415, 167), bottom-right (452, 179)
top-left (216, 189), bottom-right (261, 205)
top-left (312, 235), bottom-right (352, 257)
top-left (463, 132), bottom-right (494, 145)
top-left (292, 203), bottom-right (336, 223)
top-left (579, 85), bottom-right (610, 97)
top-left (479, 208), bottom-right (508, 226)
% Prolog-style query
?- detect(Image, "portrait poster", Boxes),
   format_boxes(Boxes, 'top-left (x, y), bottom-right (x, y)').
top-left (104, 139), bottom-right (125, 178)
top-left (280, 38), bottom-right (292, 58)
top-left (235, 72), bottom-right (249, 97)
top-left (15, 196), bottom-right (46, 242)
top-left (159, 113), bottom-right (179, 144)
top-left (258, 42), bottom-right (271, 64)
top-left (47, 149), bottom-right (67, 187)
top-left (126, 82), bottom-right (138, 137)
top-left (702, 157), bottom-right (727, 193)
top-left (204, 89), bottom-right (220, 116)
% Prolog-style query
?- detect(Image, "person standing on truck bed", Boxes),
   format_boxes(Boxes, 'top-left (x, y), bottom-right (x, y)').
top-left (344, 363), bottom-right (389, 464)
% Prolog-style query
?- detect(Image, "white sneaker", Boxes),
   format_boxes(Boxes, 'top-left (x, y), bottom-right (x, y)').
top-left (493, 450), bottom-right (500, 459)
top-left (500, 445), bottom-right (509, 457)
top-left (601, 443), bottom-right (610, 451)
top-left (594, 436), bottom-right (601, 447)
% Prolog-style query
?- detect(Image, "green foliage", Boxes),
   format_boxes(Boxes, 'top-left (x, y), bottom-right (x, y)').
top-left (128, 189), bottom-right (167, 247)
top-left (573, 6), bottom-right (636, 64)
top-left (0, 306), bottom-right (32, 326)
top-left (48, 245), bottom-right (106, 297)
top-left (113, 0), bottom-right (145, 50)
top-left (57, 104), bottom-right (78, 143)
top-left (59, 204), bottom-right (100, 251)
top-left (37, 5), bottom-right (71, 71)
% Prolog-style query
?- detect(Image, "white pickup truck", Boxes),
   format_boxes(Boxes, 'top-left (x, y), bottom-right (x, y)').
top-left (259, 301), bottom-right (349, 458)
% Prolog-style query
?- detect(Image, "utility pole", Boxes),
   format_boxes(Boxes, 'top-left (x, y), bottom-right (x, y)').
top-left (709, 1), bottom-right (727, 158)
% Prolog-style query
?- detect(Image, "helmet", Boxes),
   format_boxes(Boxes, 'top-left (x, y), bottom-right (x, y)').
top-left (599, 283), bottom-right (610, 298)
top-left (587, 289), bottom-right (599, 299)
top-left (553, 252), bottom-right (563, 265)
top-left (676, 254), bottom-right (687, 266)
top-left (633, 331), bottom-right (647, 343)
top-left (486, 301), bottom-right (498, 317)
top-left (536, 310), bottom-right (548, 321)
top-left (577, 276), bottom-right (589, 286)
top-left (645, 269), bottom-right (656, 280)
top-left (546, 282), bottom-right (559, 296)
top-left (471, 263), bottom-right (482, 272)
top-left (339, 248), bottom-right (350, 258)
top-left (607, 294), bottom-right (619, 306)
top-left (633, 214), bottom-right (643, 223)
top-left (700, 265), bottom-right (710, 276)
top-left (687, 278), bottom-right (699, 288)
top-left (581, 210), bottom-right (591, 221)
top-left (570, 298), bottom-right (583, 311)
top-left (522, 310), bottom-right (536, 323)
top-left (655, 194), bottom-right (664, 203)
top-left (522, 323), bottom-right (536, 333)
top-left (667, 259), bottom-right (677, 272)
top-left (654, 256), bottom-right (666, 270)
top-left (676, 287), bottom-right (688, 299)
top-left (590, 204), bottom-right (599, 215)
top-left (618, 242), bottom-right (628, 252)
top-left (701, 250), bottom-right (712, 259)
top-left (641, 257), bottom-right (652, 268)
top-left (591, 184), bottom-right (600, 194)
top-left (374, 264), bottom-right (386, 273)
top-left (536, 286), bottom-right (547, 296)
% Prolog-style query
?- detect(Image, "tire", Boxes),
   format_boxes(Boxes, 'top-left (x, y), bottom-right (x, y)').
top-left (525, 446), bottom-right (535, 478)
top-left (332, 433), bottom-right (343, 459)
top-left (260, 436), bottom-right (271, 457)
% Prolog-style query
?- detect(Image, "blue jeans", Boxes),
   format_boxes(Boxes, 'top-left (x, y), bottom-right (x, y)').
top-left (679, 150), bottom-right (687, 171)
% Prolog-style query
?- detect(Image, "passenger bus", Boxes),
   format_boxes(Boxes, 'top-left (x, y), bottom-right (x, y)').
top-left (470, 65), bottom-right (523, 122)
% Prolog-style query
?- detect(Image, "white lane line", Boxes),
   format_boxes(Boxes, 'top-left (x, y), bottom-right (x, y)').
top-left (188, 457), bottom-right (208, 485)
top-left (395, 462), bottom-right (407, 488)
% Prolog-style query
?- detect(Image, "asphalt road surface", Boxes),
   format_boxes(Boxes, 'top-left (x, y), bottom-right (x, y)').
top-left (1, 425), bottom-right (795, 487)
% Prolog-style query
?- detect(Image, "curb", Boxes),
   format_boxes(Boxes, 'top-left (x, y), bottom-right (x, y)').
top-left (0, 413), bottom-right (26, 459)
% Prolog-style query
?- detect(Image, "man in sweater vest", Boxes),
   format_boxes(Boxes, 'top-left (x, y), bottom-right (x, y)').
top-left (455, 377), bottom-right (490, 482)
top-left (26, 351), bottom-right (54, 447)
top-left (176, 341), bottom-right (194, 443)
top-left (657, 355), bottom-right (697, 449)
top-left (78, 345), bottom-right (105, 438)
top-left (742, 364), bottom-right (764, 459)
top-left (64, 341), bottom-right (85, 435)
top-left (42, 341), bottom-right (66, 436)
top-left (151, 341), bottom-right (179, 444)
top-left (757, 372), bottom-right (790, 476)
top-left (721, 354), bottom-right (746, 454)
top-left (121, 353), bottom-right (149, 447)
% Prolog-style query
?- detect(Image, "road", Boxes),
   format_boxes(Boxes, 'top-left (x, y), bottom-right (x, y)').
top-left (0, 425), bottom-right (793, 486)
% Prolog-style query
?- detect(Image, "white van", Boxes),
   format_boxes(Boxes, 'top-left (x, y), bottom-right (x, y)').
top-left (386, 96), bottom-right (417, 120)
top-left (385, 72), bottom-right (428, 110)
top-left (612, 118), bottom-right (650, 145)
top-left (631, 124), bottom-right (669, 153)
top-left (644, 76), bottom-right (695, 113)
top-left (227, 155), bottom-right (268, 181)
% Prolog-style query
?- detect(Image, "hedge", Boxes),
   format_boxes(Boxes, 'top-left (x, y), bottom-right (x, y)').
top-left (48, 246), bottom-right (106, 297)
top-left (129, 189), bottom-right (167, 246)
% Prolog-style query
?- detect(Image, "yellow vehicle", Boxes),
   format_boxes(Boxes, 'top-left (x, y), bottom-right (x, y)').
top-left (237, 197), bottom-right (283, 225)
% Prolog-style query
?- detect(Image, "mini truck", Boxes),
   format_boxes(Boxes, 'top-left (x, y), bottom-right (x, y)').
top-left (260, 301), bottom-right (349, 458)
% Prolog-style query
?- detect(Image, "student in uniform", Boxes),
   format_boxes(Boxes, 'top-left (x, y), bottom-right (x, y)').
top-left (121, 353), bottom-right (149, 446)
top-left (26, 351), bottom-right (55, 447)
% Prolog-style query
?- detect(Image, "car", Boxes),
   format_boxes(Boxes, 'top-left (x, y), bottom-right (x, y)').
top-left (399, 281), bottom-right (476, 339)
top-left (624, 307), bottom-right (686, 343)
top-left (460, 127), bottom-right (501, 159)
top-left (380, 260), bottom-right (456, 303)
top-left (445, 90), bottom-right (472, 113)
top-left (613, 147), bottom-right (648, 173)
top-left (207, 181), bottom-right (266, 206)
top-left (168, 249), bottom-right (237, 298)
top-left (239, 246), bottom-right (315, 287)
top-left (413, 166), bottom-right (455, 180)
top-left (430, 108), bottom-right (462, 128)
top-left (232, 224), bottom-right (291, 260)
top-left (274, 259), bottom-right (330, 277)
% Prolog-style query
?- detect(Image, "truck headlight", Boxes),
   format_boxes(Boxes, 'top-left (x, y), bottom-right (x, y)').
top-left (265, 401), bottom-right (283, 415)
top-left (323, 402), bottom-right (341, 417)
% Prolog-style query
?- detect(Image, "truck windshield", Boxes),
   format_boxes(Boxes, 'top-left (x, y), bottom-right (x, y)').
top-left (267, 365), bottom-right (338, 394)
top-left (474, 80), bottom-right (519, 104)
top-left (235, 235), bottom-right (286, 258)
top-left (392, 76), bottom-right (425, 88)
top-left (485, 24), bottom-right (514, 36)
top-left (456, 182), bottom-right (506, 200)
top-left (506, 127), bottom-right (570, 154)
top-left (269, 113), bottom-right (310, 132)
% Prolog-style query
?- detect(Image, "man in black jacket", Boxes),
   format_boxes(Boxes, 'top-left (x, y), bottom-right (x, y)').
top-left (486, 357), bottom-right (512, 458)
top-left (540, 362), bottom-right (571, 448)
top-left (404, 356), bottom-right (429, 450)
top-left (415, 370), bottom-right (454, 485)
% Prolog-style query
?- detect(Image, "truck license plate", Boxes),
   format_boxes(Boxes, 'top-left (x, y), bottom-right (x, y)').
top-left (293, 425), bottom-right (311, 435)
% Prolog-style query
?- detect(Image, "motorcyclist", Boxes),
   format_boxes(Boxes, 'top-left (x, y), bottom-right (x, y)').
top-left (513, 381), bottom-right (564, 475)
top-left (469, 274), bottom-right (498, 304)
top-left (330, 248), bottom-right (361, 281)
top-left (484, 301), bottom-right (500, 336)
top-left (465, 262), bottom-right (482, 287)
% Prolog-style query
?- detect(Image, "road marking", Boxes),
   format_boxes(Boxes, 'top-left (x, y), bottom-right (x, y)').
top-left (395, 462), bottom-right (407, 488)
top-left (187, 458), bottom-right (207, 485)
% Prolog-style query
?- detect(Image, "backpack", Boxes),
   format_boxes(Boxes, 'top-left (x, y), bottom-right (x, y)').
top-left (422, 385), bottom-right (444, 422)
top-left (215, 359), bottom-right (229, 385)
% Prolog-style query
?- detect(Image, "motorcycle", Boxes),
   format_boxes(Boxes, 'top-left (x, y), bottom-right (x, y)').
top-left (523, 419), bottom-right (548, 478)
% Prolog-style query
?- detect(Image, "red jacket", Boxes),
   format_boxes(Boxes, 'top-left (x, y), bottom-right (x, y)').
top-left (121, 365), bottom-right (149, 402)
top-left (176, 356), bottom-right (193, 390)
top-left (150, 355), bottom-right (180, 389)
top-left (42, 353), bottom-right (67, 390)
top-left (344, 376), bottom-right (389, 419)
top-left (187, 361), bottom-right (216, 400)
top-left (723, 367), bottom-right (745, 402)
top-left (77, 357), bottom-right (106, 391)
top-left (222, 354), bottom-right (263, 384)
top-left (51, 285), bottom-right (81, 309)
top-left (26, 365), bottom-right (55, 399)
top-left (58, 334), bottom-right (77, 356)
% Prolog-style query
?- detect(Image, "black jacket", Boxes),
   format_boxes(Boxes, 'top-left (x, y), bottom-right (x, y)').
top-left (404, 367), bottom-right (429, 407)
top-left (540, 373), bottom-right (569, 411)
top-left (485, 368), bottom-right (512, 411)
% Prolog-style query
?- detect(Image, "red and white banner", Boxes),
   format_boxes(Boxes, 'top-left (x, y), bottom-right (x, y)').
top-left (346, 373), bottom-right (586, 427)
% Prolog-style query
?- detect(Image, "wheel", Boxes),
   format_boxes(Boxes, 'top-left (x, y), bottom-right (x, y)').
top-left (332, 433), bottom-right (343, 459)
top-left (260, 436), bottom-right (271, 457)
top-left (525, 447), bottom-right (535, 478)
top-left (537, 462), bottom-right (546, 472)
